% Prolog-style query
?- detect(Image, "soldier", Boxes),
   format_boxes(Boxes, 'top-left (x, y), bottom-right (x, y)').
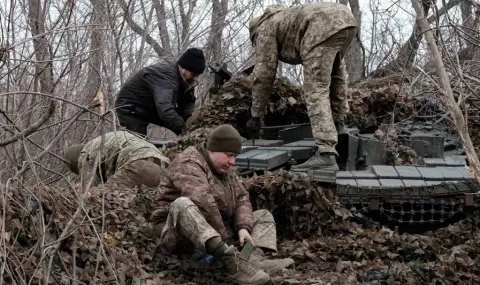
top-left (64, 131), bottom-right (170, 191)
top-left (246, 3), bottom-right (357, 171)
top-left (150, 124), bottom-right (293, 285)
top-left (115, 48), bottom-right (206, 137)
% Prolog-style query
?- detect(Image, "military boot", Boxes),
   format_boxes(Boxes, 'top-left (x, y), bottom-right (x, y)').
top-left (335, 121), bottom-right (348, 135)
top-left (220, 245), bottom-right (270, 285)
top-left (290, 152), bottom-right (339, 172)
top-left (249, 248), bottom-right (294, 274)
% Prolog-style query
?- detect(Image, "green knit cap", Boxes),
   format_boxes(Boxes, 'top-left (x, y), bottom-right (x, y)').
top-left (64, 144), bottom-right (85, 174)
top-left (206, 125), bottom-right (243, 154)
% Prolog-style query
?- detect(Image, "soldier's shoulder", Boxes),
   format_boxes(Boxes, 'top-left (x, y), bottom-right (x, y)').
top-left (168, 146), bottom-right (207, 174)
top-left (174, 146), bottom-right (204, 164)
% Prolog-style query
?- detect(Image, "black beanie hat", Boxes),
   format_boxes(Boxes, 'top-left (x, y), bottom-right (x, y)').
top-left (178, 47), bottom-right (206, 75)
top-left (206, 125), bottom-right (243, 154)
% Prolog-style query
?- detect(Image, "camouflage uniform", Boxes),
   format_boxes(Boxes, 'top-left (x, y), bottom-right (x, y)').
top-left (249, 3), bottom-right (357, 154)
top-left (77, 131), bottom-right (170, 190)
top-left (151, 145), bottom-right (277, 257)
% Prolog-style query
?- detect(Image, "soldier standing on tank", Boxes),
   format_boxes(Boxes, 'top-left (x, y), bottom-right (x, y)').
top-left (64, 131), bottom-right (170, 191)
top-left (246, 3), bottom-right (357, 171)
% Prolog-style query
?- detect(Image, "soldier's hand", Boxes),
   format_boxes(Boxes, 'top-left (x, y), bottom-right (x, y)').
top-left (238, 228), bottom-right (255, 247)
top-left (246, 117), bottom-right (261, 133)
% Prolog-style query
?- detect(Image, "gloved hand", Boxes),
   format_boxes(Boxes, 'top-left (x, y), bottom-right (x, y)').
top-left (246, 117), bottom-right (261, 133)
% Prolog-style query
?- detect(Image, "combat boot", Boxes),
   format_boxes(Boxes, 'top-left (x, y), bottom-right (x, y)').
top-left (290, 152), bottom-right (339, 172)
top-left (220, 245), bottom-right (270, 285)
top-left (335, 121), bottom-right (348, 135)
top-left (249, 248), bottom-right (294, 274)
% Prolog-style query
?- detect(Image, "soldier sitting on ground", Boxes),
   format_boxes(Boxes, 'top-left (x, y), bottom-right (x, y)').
top-left (150, 124), bottom-right (293, 285)
top-left (64, 131), bottom-right (170, 191)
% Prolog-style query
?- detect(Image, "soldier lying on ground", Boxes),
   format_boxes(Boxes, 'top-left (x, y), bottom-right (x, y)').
top-left (150, 124), bottom-right (293, 285)
top-left (64, 131), bottom-right (171, 191)
top-left (246, 3), bottom-right (358, 172)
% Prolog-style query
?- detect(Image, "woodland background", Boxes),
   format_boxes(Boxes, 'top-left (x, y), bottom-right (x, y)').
top-left (0, 0), bottom-right (479, 184)
top-left (0, 1), bottom-right (480, 284)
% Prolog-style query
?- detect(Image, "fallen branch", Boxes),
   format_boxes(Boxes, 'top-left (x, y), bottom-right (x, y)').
top-left (411, 0), bottom-right (480, 183)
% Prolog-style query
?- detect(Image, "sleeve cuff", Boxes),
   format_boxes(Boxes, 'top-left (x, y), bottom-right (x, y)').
top-left (236, 224), bottom-right (252, 233)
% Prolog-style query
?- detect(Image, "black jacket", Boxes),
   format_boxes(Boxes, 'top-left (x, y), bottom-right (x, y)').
top-left (115, 58), bottom-right (196, 134)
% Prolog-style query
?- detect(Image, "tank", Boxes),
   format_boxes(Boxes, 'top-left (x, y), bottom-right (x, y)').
top-left (151, 61), bottom-right (480, 228)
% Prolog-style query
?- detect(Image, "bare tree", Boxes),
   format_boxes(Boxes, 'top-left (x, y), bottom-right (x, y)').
top-left (340, 0), bottom-right (366, 83)
top-left (153, 0), bottom-right (172, 53)
top-left (369, 0), bottom-right (433, 77)
top-left (85, 0), bottom-right (106, 102)
top-left (458, 0), bottom-right (480, 60)
top-left (206, 0), bottom-right (229, 61)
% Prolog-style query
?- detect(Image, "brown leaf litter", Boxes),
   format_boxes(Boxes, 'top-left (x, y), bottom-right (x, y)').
top-left (2, 169), bottom-right (480, 284)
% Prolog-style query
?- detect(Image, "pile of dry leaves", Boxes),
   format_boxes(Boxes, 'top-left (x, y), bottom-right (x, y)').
top-left (1, 183), bottom-right (163, 285)
top-left (272, 218), bottom-right (480, 284)
top-left (2, 170), bottom-right (480, 284)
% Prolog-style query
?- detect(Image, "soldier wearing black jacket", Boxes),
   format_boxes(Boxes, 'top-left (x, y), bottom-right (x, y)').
top-left (115, 48), bottom-right (206, 136)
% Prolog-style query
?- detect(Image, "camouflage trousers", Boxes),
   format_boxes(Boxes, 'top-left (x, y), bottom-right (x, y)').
top-left (97, 158), bottom-right (166, 190)
top-left (157, 197), bottom-right (277, 259)
top-left (302, 27), bottom-right (357, 154)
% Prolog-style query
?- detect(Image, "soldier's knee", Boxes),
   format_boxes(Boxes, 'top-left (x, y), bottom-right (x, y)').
top-left (171, 197), bottom-right (195, 210)
top-left (253, 209), bottom-right (275, 223)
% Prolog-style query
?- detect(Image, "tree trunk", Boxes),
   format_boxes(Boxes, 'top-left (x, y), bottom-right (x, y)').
top-left (198, 0), bottom-right (228, 103)
top-left (153, 0), bottom-right (172, 54)
top-left (22, 0), bottom-right (56, 139)
top-left (27, 0), bottom-right (55, 95)
top-left (177, 0), bottom-right (197, 50)
top-left (459, 0), bottom-right (479, 60)
top-left (206, 0), bottom-right (228, 61)
top-left (342, 0), bottom-right (365, 84)
top-left (85, 0), bottom-right (106, 104)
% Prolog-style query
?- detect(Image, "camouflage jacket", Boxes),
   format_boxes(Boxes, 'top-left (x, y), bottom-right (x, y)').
top-left (78, 131), bottom-right (171, 188)
top-left (250, 3), bottom-right (357, 117)
top-left (151, 145), bottom-right (254, 239)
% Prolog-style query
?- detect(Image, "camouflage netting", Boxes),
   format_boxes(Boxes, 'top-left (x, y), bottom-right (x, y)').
top-left (187, 75), bottom-right (416, 136)
top-left (185, 75), bottom-right (419, 164)
top-left (186, 75), bottom-right (310, 138)
top-left (346, 85), bottom-right (416, 133)
top-left (244, 169), bottom-right (353, 235)
top-left (161, 127), bottom-right (213, 160)
top-left (3, 172), bottom-right (480, 285)
top-left (374, 123), bottom-right (425, 166)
